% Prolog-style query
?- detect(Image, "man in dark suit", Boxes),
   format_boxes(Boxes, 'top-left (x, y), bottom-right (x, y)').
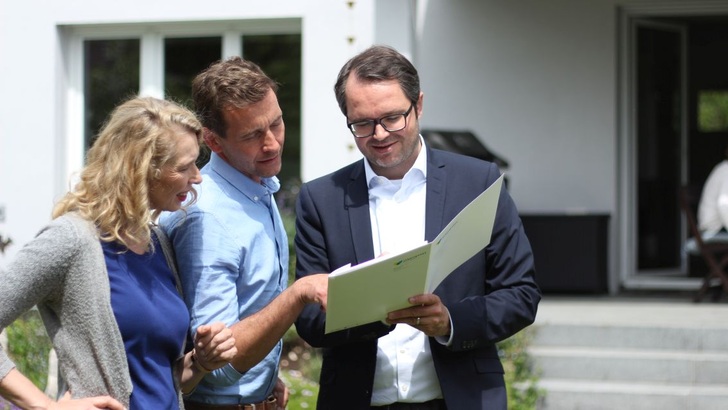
top-left (294, 45), bottom-right (540, 410)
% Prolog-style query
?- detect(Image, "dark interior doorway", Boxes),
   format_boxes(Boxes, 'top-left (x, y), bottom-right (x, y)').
top-left (636, 16), bottom-right (728, 276)
top-left (636, 21), bottom-right (683, 270)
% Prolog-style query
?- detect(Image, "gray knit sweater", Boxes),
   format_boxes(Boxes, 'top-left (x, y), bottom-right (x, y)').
top-left (0, 212), bottom-right (183, 409)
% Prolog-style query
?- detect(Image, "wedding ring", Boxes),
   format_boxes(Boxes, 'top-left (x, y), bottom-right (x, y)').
top-left (416, 317), bottom-right (421, 325)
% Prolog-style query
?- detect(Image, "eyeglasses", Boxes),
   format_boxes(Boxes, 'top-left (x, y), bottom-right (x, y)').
top-left (346, 104), bottom-right (415, 138)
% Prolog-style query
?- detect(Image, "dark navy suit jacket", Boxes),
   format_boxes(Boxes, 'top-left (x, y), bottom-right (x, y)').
top-left (294, 147), bottom-right (540, 410)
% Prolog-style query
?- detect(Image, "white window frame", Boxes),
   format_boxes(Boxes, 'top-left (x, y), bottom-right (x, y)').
top-left (59, 19), bottom-right (300, 186)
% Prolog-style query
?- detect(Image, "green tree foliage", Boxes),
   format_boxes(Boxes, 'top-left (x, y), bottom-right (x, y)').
top-left (699, 91), bottom-right (728, 132)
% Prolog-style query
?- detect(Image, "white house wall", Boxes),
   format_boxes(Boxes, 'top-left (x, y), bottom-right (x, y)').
top-left (0, 0), bottom-right (700, 290)
top-left (0, 0), bottom-right (373, 265)
top-left (1, 4), bottom-right (60, 265)
top-left (412, 0), bottom-right (619, 214)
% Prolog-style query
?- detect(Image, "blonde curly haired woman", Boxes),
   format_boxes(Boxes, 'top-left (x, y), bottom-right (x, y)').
top-left (0, 96), bottom-right (236, 409)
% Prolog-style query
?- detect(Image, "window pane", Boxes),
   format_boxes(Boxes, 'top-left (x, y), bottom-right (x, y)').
top-left (243, 34), bottom-right (302, 203)
top-left (164, 37), bottom-right (222, 108)
top-left (165, 37), bottom-right (222, 168)
top-left (84, 39), bottom-right (140, 150)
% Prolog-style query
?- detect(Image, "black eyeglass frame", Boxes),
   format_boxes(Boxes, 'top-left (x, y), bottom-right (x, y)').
top-left (346, 103), bottom-right (416, 138)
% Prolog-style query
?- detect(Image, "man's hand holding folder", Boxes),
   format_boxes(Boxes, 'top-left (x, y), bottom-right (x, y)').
top-left (324, 174), bottom-right (505, 334)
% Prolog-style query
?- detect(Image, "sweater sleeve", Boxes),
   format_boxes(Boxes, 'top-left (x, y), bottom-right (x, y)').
top-left (0, 218), bottom-right (81, 380)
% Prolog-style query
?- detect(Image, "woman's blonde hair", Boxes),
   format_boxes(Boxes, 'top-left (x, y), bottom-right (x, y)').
top-left (53, 96), bottom-right (202, 251)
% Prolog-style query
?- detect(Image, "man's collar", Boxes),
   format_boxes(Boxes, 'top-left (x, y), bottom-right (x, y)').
top-left (207, 152), bottom-right (281, 195)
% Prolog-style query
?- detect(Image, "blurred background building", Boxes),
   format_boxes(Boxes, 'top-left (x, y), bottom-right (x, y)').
top-left (2, 0), bottom-right (728, 295)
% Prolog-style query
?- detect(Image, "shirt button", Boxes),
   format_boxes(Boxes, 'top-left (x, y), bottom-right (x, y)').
top-left (253, 196), bottom-right (259, 201)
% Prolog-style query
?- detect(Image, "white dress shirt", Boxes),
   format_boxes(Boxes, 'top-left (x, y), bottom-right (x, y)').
top-left (698, 160), bottom-right (728, 237)
top-left (365, 142), bottom-right (444, 406)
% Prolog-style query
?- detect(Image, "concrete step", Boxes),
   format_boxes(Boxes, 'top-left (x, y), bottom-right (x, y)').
top-left (533, 323), bottom-right (728, 351)
top-left (530, 297), bottom-right (728, 410)
top-left (536, 379), bottom-right (728, 410)
top-left (529, 346), bottom-right (728, 384)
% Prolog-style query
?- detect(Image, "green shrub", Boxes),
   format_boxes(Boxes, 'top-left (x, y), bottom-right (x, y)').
top-left (280, 210), bottom-right (298, 285)
top-left (498, 328), bottom-right (545, 409)
top-left (5, 309), bottom-right (52, 392)
top-left (279, 370), bottom-right (319, 409)
top-left (281, 327), bottom-right (320, 408)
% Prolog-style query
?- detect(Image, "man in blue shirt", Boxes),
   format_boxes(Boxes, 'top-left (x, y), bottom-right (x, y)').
top-left (160, 57), bottom-right (327, 410)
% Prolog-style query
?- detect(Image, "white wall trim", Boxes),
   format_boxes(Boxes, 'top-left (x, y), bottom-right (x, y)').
top-left (621, 1), bottom-right (728, 16)
top-left (140, 32), bottom-right (164, 99)
top-left (223, 32), bottom-right (242, 59)
top-left (63, 19), bottom-right (301, 38)
top-left (62, 31), bottom-right (85, 192)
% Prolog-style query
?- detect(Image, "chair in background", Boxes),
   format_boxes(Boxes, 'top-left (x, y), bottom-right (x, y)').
top-left (678, 185), bottom-right (728, 302)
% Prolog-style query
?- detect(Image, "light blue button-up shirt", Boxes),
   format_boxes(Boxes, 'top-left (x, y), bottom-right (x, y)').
top-left (159, 152), bottom-right (288, 404)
